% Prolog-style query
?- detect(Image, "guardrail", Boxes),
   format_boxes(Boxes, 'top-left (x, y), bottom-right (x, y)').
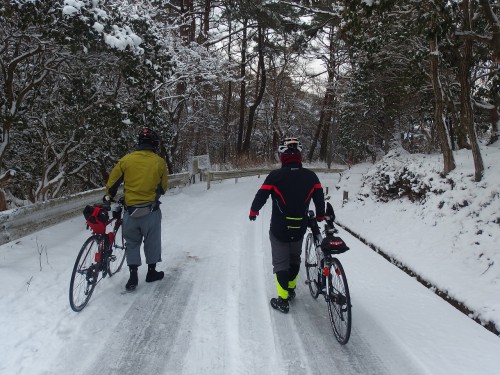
top-left (0, 168), bottom-right (342, 246)
top-left (204, 167), bottom-right (343, 189)
top-left (0, 172), bottom-right (190, 246)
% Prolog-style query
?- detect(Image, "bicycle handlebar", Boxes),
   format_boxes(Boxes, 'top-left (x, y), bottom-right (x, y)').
top-left (307, 209), bottom-right (338, 235)
top-left (101, 197), bottom-right (125, 212)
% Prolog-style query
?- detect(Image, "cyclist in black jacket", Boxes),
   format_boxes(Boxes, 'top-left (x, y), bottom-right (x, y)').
top-left (249, 137), bottom-right (325, 313)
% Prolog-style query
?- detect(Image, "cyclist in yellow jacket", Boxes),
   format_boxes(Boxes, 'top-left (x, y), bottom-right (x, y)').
top-left (105, 128), bottom-right (168, 291)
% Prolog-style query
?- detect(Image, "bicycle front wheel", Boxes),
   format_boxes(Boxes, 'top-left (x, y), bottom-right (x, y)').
top-left (304, 233), bottom-right (320, 299)
top-left (327, 257), bottom-right (352, 344)
top-left (69, 236), bottom-right (100, 312)
top-left (108, 220), bottom-right (126, 276)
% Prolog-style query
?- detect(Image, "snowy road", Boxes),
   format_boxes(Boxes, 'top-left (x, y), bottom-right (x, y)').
top-left (1, 176), bottom-right (500, 375)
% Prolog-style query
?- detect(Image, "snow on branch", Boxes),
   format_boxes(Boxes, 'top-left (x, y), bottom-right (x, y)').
top-left (62, 0), bottom-right (144, 54)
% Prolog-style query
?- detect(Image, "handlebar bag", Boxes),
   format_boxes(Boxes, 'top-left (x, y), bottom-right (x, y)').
top-left (321, 235), bottom-right (349, 255)
top-left (83, 205), bottom-right (109, 234)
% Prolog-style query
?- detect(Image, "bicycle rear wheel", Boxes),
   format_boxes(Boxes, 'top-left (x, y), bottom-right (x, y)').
top-left (69, 236), bottom-right (100, 312)
top-left (304, 233), bottom-right (320, 298)
top-left (108, 221), bottom-right (126, 276)
top-left (327, 257), bottom-right (352, 344)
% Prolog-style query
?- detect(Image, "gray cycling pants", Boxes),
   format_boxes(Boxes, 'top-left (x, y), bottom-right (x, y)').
top-left (269, 230), bottom-right (303, 273)
top-left (123, 209), bottom-right (162, 266)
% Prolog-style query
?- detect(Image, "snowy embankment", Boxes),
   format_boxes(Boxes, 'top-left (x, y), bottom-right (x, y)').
top-left (330, 142), bottom-right (500, 335)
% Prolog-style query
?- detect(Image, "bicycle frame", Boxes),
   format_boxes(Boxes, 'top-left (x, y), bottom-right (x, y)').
top-left (306, 211), bottom-right (336, 299)
top-left (89, 205), bottom-right (122, 273)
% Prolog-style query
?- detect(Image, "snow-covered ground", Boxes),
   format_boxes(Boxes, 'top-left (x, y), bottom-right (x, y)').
top-left (0, 142), bottom-right (499, 374)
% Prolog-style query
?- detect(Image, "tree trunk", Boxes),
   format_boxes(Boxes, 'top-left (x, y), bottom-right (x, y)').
top-left (429, 37), bottom-right (455, 175)
top-left (179, 0), bottom-right (192, 44)
top-left (242, 26), bottom-right (266, 154)
top-left (270, 92), bottom-right (281, 160)
top-left (308, 93), bottom-right (329, 162)
top-left (382, 96), bottom-right (393, 154)
top-left (221, 15), bottom-right (234, 164)
top-left (167, 128), bottom-right (179, 173)
top-left (319, 112), bottom-right (332, 161)
top-left (318, 27), bottom-right (336, 162)
top-left (269, 56), bottom-right (290, 161)
top-left (237, 19), bottom-right (247, 154)
top-left (459, 0), bottom-right (484, 181)
top-left (0, 169), bottom-right (15, 211)
top-left (478, 0), bottom-right (500, 63)
top-left (454, 75), bottom-right (470, 150)
top-left (196, 0), bottom-right (211, 44)
top-left (0, 120), bottom-right (11, 166)
top-left (0, 190), bottom-right (6, 211)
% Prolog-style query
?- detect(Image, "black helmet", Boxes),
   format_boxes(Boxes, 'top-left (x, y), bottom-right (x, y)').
top-left (137, 128), bottom-right (160, 149)
top-left (278, 137), bottom-right (303, 154)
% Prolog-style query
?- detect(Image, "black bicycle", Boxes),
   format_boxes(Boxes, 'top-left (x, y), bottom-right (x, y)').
top-left (304, 202), bottom-right (352, 344)
top-left (69, 198), bottom-right (127, 312)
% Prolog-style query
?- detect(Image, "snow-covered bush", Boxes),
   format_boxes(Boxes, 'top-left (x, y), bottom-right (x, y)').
top-left (359, 148), bottom-right (452, 202)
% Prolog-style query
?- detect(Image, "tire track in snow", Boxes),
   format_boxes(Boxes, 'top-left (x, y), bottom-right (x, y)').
top-left (81, 259), bottom-right (197, 375)
top-left (235, 201), bottom-right (285, 374)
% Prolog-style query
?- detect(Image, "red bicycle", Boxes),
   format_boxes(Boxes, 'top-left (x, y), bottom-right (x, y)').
top-left (69, 198), bottom-right (126, 312)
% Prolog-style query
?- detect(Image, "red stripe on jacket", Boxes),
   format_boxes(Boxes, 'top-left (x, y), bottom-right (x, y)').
top-left (305, 183), bottom-right (322, 203)
top-left (260, 184), bottom-right (286, 205)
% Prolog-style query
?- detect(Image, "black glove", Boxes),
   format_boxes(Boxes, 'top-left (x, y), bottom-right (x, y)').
top-left (103, 195), bottom-right (112, 204)
top-left (249, 209), bottom-right (258, 221)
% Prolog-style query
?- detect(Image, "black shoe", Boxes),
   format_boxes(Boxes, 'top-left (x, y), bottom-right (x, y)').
top-left (125, 271), bottom-right (138, 291)
top-left (288, 289), bottom-right (296, 301)
top-left (145, 269), bottom-right (164, 282)
top-left (145, 263), bottom-right (164, 283)
top-left (270, 297), bottom-right (289, 314)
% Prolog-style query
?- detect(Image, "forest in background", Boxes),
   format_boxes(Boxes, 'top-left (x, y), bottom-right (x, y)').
top-left (0, 0), bottom-right (498, 210)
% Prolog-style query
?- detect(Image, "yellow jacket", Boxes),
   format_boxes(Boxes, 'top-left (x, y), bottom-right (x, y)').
top-left (106, 150), bottom-right (168, 206)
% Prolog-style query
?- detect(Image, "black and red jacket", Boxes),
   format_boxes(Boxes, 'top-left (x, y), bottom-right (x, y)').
top-left (250, 162), bottom-right (325, 242)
